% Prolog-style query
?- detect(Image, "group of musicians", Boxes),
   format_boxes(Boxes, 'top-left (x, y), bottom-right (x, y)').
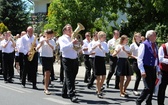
top-left (0, 24), bottom-right (167, 104)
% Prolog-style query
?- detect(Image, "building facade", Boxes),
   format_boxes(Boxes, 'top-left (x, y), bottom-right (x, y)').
top-left (31, 0), bottom-right (51, 14)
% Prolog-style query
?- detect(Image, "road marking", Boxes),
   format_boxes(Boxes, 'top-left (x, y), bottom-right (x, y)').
top-left (0, 85), bottom-right (24, 93)
top-left (44, 97), bottom-right (71, 105)
top-left (0, 83), bottom-right (32, 93)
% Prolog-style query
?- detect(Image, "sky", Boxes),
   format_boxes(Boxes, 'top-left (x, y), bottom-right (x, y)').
top-left (22, 0), bottom-right (34, 13)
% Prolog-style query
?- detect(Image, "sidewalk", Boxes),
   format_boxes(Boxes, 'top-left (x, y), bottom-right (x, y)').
top-left (38, 62), bottom-right (136, 80)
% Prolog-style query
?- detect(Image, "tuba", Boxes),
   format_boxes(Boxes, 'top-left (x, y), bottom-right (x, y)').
top-left (71, 23), bottom-right (85, 51)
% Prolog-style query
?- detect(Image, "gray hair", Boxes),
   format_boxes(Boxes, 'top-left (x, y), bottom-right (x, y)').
top-left (145, 30), bottom-right (155, 38)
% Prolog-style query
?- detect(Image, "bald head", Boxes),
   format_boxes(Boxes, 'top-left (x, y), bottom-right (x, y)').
top-left (21, 31), bottom-right (26, 37)
top-left (27, 26), bottom-right (33, 36)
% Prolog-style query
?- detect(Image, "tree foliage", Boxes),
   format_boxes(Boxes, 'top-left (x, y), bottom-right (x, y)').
top-left (0, 23), bottom-right (8, 33)
top-left (45, 0), bottom-right (126, 37)
top-left (118, 0), bottom-right (168, 41)
top-left (45, 0), bottom-right (168, 42)
top-left (0, 0), bottom-right (30, 35)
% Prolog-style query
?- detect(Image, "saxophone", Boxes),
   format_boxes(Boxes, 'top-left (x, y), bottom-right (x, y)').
top-left (28, 36), bottom-right (38, 61)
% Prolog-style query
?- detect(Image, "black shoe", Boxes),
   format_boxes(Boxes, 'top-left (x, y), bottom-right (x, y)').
top-left (101, 87), bottom-right (105, 91)
top-left (62, 94), bottom-right (69, 98)
top-left (19, 79), bottom-right (22, 82)
top-left (8, 80), bottom-right (13, 83)
top-left (87, 85), bottom-right (94, 90)
top-left (60, 81), bottom-right (63, 85)
top-left (22, 84), bottom-right (25, 88)
top-left (97, 93), bottom-right (103, 98)
top-left (106, 83), bottom-right (109, 88)
top-left (0, 70), bottom-right (2, 75)
top-left (42, 79), bottom-right (44, 84)
top-left (84, 80), bottom-right (89, 83)
top-left (32, 86), bottom-right (38, 89)
top-left (120, 94), bottom-right (129, 98)
top-left (70, 96), bottom-right (78, 102)
top-left (51, 77), bottom-right (58, 81)
top-left (135, 100), bottom-right (141, 105)
top-left (114, 86), bottom-right (119, 89)
top-left (4, 81), bottom-right (8, 83)
top-left (75, 81), bottom-right (79, 84)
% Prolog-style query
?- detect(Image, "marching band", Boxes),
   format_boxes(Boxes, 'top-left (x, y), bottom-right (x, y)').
top-left (0, 25), bottom-right (167, 105)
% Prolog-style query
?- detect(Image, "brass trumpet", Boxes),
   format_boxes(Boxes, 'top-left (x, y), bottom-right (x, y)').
top-left (71, 23), bottom-right (85, 51)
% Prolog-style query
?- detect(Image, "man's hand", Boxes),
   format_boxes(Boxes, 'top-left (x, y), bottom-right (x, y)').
top-left (141, 72), bottom-right (146, 78)
top-left (45, 39), bottom-right (50, 44)
top-left (72, 38), bottom-right (78, 44)
top-left (90, 52), bottom-right (95, 55)
top-left (8, 37), bottom-right (11, 41)
top-left (157, 71), bottom-right (161, 75)
top-left (28, 51), bottom-right (32, 55)
top-left (83, 48), bottom-right (88, 51)
top-left (97, 43), bottom-right (102, 50)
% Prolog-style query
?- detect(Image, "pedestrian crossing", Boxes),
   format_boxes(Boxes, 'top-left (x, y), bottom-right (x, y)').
top-left (43, 97), bottom-right (72, 105)
top-left (0, 82), bottom-right (32, 93)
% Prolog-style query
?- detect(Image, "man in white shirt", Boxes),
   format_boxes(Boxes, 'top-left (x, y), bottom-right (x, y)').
top-left (157, 42), bottom-right (168, 105)
top-left (17, 31), bottom-right (26, 79)
top-left (106, 30), bottom-right (120, 89)
top-left (82, 32), bottom-right (91, 83)
top-left (21, 26), bottom-right (38, 89)
top-left (1, 31), bottom-right (15, 83)
top-left (0, 32), bottom-right (4, 74)
top-left (59, 24), bottom-right (79, 102)
top-left (136, 30), bottom-right (160, 105)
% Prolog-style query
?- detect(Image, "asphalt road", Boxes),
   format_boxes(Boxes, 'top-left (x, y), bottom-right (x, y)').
top-left (0, 63), bottom-right (167, 105)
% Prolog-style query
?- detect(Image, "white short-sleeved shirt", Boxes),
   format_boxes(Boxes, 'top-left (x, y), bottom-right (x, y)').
top-left (93, 40), bottom-right (109, 57)
top-left (130, 42), bottom-right (139, 58)
top-left (88, 40), bottom-right (97, 58)
top-left (115, 44), bottom-right (130, 58)
top-left (82, 39), bottom-right (90, 55)
top-left (1, 39), bottom-right (14, 53)
top-left (16, 37), bottom-right (24, 53)
top-left (0, 40), bottom-right (2, 51)
top-left (38, 38), bottom-right (56, 57)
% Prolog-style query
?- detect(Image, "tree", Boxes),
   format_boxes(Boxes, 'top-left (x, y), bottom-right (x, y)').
top-left (45, 0), bottom-right (125, 37)
top-left (118, 0), bottom-right (168, 39)
top-left (0, 22), bottom-right (8, 33)
top-left (0, 0), bottom-right (30, 35)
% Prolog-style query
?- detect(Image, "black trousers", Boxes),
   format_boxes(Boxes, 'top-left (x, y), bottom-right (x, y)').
top-left (157, 70), bottom-right (168, 105)
top-left (0, 50), bottom-right (2, 73)
top-left (59, 54), bottom-right (64, 82)
top-left (84, 55), bottom-right (91, 82)
top-left (87, 57), bottom-right (96, 87)
top-left (132, 59), bottom-right (141, 91)
top-left (50, 56), bottom-right (55, 80)
top-left (22, 52), bottom-right (38, 87)
top-left (136, 65), bottom-right (156, 105)
top-left (62, 58), bottom-right (78, 98)
top-left (2, 52), bottom-right (14, 81)
top-left (19, 52), bottom-right (24, 79)
top-left (106, 56), bottom-right (119, 88)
